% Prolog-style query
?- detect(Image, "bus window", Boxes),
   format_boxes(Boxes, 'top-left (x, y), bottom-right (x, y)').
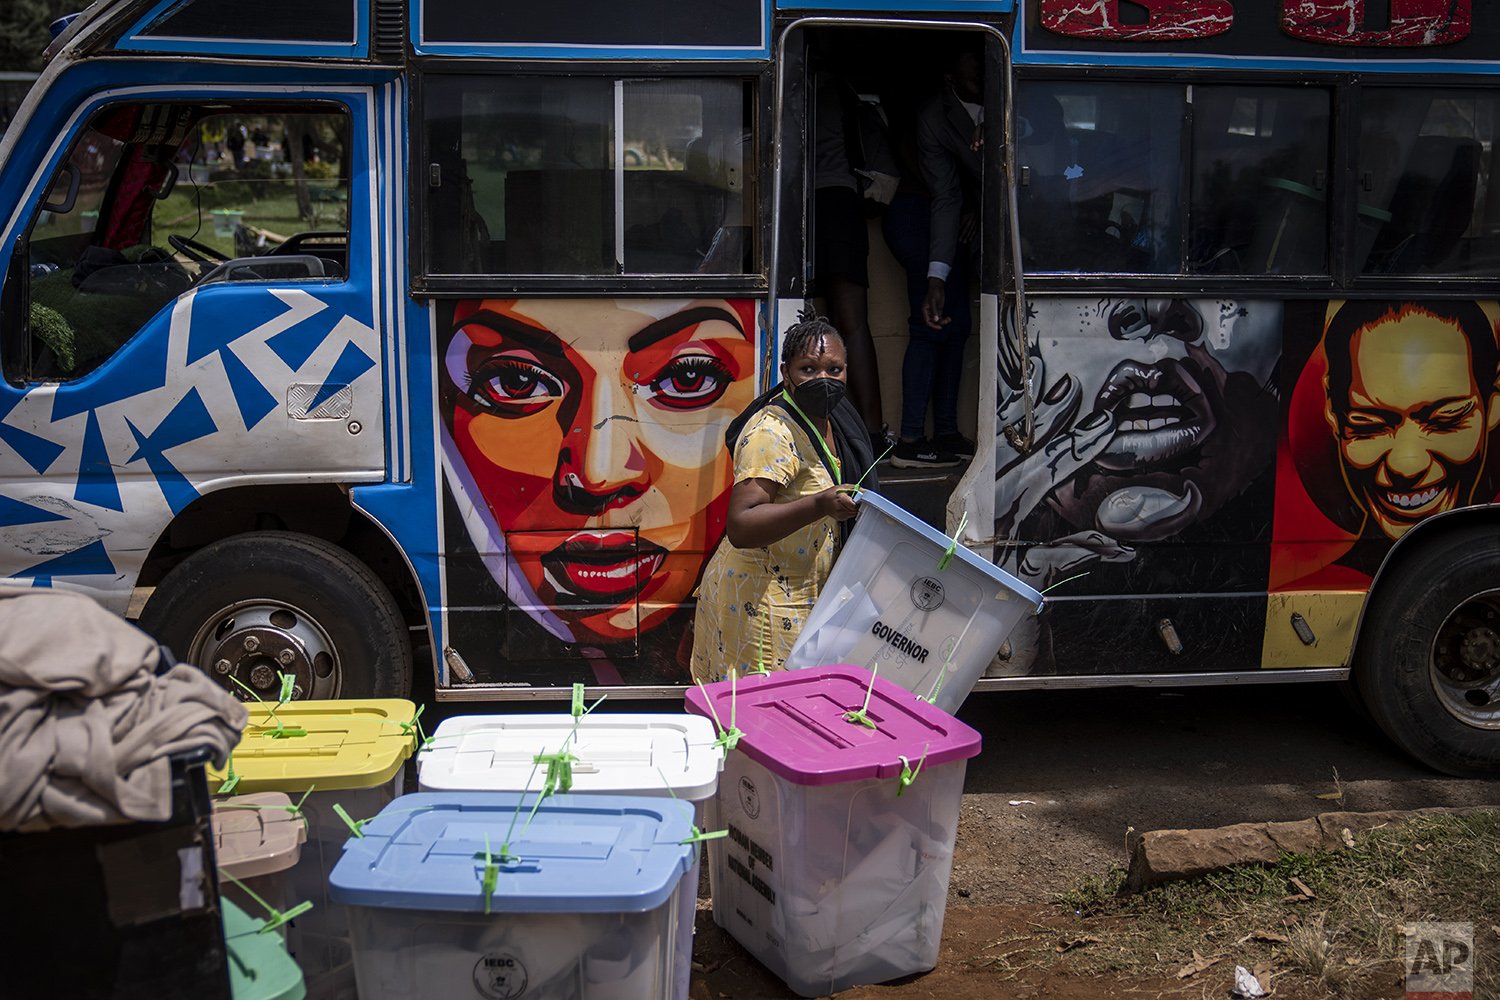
top-left (7, 103), bottom-right (349, 384)
top-left (1016, 82), bottom-right (1181, 273)
top-left (422, 75), bottom-right (756, 277)
top-left (1358, 89), bottom-right (1500, 277)
top-left (1190, 87), bottom-right (1331, 275)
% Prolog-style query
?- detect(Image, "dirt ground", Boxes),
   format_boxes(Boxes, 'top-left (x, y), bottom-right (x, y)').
top-left (673, 683), bottom-right (1500, 999)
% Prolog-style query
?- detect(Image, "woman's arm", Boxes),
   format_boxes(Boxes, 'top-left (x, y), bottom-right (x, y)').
top-left (725, 477), bottom-right (857, 549)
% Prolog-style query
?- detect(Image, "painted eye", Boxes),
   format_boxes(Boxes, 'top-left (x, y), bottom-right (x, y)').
top-left (648, 355), bottom-right (733, 410)
top-left (1344, 410), bottom-right (1390, 433)
top-left (469, 357), bottom-right (564, 415)
top-left (1427, 400), bottom-right (1476, 432)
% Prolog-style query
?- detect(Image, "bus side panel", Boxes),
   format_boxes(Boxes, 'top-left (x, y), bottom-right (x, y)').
top-left (992, 295), bottom-right (1282, 675)
top-left (0, 75), bottom-right (385, 612)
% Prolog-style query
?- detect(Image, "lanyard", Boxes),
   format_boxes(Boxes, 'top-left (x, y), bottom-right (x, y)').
top-left (780, 388), bottom-right (842, 485)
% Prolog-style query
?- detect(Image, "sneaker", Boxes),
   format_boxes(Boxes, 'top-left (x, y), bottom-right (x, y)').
top-left (891, 438), bottom-right (962, 469)
top-left (870, 424), bottom-right (898, 457)
top-left (932, 432), bottom-right (976, 459)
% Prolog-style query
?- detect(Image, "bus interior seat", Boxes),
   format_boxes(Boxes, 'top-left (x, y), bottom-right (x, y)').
top-left (1246, 173), bottom-right (1326, 273)
top-left (1375, 135), bottom-right (1481, 272)
top-left (622, 171), bottom-right (724, 272)
top-left (503, 168), bottom-right (612, 273)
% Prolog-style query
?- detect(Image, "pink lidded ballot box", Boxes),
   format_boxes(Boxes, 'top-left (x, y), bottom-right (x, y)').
top-left (685, 664), bottom-right (980, 997)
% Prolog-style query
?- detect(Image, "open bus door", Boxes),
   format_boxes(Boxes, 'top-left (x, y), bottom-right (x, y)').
top-left (773, 20), bottom-right (1014, 545)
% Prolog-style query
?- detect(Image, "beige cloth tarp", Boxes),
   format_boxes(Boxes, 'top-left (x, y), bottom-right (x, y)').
top-left (0, 586), bottom-right (246, 832)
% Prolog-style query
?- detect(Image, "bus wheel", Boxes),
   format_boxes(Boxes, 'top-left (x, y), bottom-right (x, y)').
top-left (1355, 527), bottom-right (1500, 776)
top-left (138, 531), bottom-right (411, 701)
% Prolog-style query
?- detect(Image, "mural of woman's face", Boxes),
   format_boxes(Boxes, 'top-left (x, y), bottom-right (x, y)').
top-left (444, 298), bottom-right (756, 643)
top-left (1327, 313), bottom-right (1500, 541)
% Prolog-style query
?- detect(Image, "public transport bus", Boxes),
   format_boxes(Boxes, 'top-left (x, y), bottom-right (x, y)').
top-left (3, 0), bottom-right (1500, 774)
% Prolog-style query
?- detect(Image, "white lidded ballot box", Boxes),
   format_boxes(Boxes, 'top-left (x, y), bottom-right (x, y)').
top-left (685, 665), bottom-right (981, 997)
top-left (417, 712), bottom-right (724, 1000)
top-left (784, 490), bottom-right (1042, 713)
top-left (329, 792), bottom-right (697, 1000)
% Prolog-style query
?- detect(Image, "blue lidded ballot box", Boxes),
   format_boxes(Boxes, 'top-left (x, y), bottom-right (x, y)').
top-left (329, 792), bottom-right (697, 1000)
top-left (784, 490), bottom-right (1042, 713)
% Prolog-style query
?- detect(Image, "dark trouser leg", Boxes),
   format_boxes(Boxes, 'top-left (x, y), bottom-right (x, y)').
top-left (882, 193), bottom-right (936, 441)
top-left (930, 256), bottom-right (972, 438)
top-left (823, 274), bottom-right (882, 434)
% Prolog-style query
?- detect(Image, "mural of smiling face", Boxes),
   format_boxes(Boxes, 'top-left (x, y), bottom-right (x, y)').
top-left (1038, 297), bottom-right (1281, 541)
top-left (442, 298), bottom-right (757, 644)
top-left (1322, 301), bottom-right (1500, 541)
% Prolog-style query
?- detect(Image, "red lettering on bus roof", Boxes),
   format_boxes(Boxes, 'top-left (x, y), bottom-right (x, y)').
top-left (1040, 0), bottom-right (1233, 41)
top-left (1281, 0), bottom-right (1471, 47)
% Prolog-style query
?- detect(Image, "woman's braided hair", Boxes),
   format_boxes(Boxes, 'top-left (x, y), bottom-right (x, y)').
top-left (780, 316), bottom-right (844, 366)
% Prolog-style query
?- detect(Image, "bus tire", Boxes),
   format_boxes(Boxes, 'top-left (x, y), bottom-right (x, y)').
top-left (138, 531), bottom-right (411, 701)
top-left (1354, 526), bottom-right (1500, 776)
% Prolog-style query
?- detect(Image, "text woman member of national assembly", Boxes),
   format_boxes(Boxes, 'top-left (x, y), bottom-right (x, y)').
top-left (690, 318), bottom-right (881, 682)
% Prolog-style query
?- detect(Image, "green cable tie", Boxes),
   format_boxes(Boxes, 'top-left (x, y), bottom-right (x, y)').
top-left (400, 705), bottom-right (437, 752)
top-left (937, 511), bottom-right (970, 571)
top-left (897, 743), bottom-right (930, 797)
top-left (257, 900), bottom-right (313, 935)
top-left (267, 724), bottom-right (308, 739)
top-left (694, 679), bottom-right (732, 743)
top-left (500, 759), bottom-right (543, 853)
top-left (219, 869), bottom-right (314, 935)
top-left (277, 671), bottom-right (296, 706)
top-left (215, 785), bottom-right (313, 823)
top-left (681, 826), bottom-right (729, 846)
top-left (332, 803), bottom-right (369, 839)
top-left (693, 676), bottom-right (742, 750)
top-left (532, 750), bottom-right (577, 796)
top-left (571, 683), bottom-right (586, 719)
top-left (750, 614), bottom-right (772, 677)
top-left (477, 835), bottom-right (499, 915)
top-left (852, 441), bottom-right (894, 490)
top-left (843, 665), bottom-right (880, 732)
top-left (290, 787), bottom-right (314, 831)
top-left (227, 675), bottom-right (266, 703)
top-left (1039, 571), bottom-right (1089, 596)
top-left (923, 645), bottom-right (956, 705)
top-left (729, 666), bottom-right (739, 733)
top-left (218, 757), bottom-right (241, 795)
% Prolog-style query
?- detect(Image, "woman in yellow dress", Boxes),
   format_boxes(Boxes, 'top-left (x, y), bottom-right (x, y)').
top-left (690, 318), bottom-right (880, 682)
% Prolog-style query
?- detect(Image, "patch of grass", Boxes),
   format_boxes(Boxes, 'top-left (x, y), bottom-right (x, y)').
top-left (1054, 809), bottom-right (1500, 997)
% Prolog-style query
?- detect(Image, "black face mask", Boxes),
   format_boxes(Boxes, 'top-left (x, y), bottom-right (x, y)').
top-left (789, 376), bottom-right (847, 420)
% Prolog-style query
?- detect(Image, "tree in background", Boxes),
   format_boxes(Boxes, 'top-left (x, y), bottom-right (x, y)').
top-left (1, 0), bottom-right (79, 73)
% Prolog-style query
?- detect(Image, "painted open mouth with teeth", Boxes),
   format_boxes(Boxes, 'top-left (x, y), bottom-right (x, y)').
top-left (1093, 359), bottom-right (1215, 471)
top-left (541, 531), bottom-right (668, 604)
top-left (1373, 484), bottom-right (1449, 520)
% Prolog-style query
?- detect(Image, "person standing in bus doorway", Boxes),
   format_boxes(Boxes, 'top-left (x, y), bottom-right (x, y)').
top-left (1317, 300), bottom-right (1500, 579)
top-left (883, 45), bottom-right (984, 469)
top-left (439, 298), bottom-right (759, 683)
top-left (812, 71), bottom-right (899, 449)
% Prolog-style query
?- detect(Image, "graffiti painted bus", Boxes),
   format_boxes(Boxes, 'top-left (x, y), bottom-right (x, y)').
top-left (3, 0), bottom-right (1500, 774)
